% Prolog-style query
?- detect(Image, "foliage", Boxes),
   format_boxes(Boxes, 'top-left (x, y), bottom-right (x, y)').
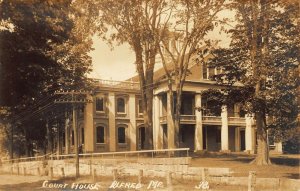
top-left (87, 0), bottom-right (175, 149)
top-left (0, 0), bottom-right (93, 157)
top-left (156, 0), bottom-right (225, 148)
top-left (206, 0), bottom-right (299, 164)
top-left (282, 128), bottom-right (300, 154)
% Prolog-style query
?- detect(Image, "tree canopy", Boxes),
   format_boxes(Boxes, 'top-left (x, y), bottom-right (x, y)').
top-left (0, 0), bottom-right (94, 157)
top-left (206, 0), bottom-right (299, 163)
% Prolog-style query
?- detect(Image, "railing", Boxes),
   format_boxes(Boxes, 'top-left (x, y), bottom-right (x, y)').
top-left (1, 153), bottom-right (52, 164)
top-left (92, 79), bottom-right (140, 90)
top-left (50, 148), bottom-right (190, 160)
top-left (160, 115), bottom-right (246, 125)
top-left (1, 148), bottom-right (190, 165)
top-left (228, 117), bottom-right (246, 124)
top-left (180, 115), bottom-right (196, 121)
top-left (159, 115), bottom-right (196, 123)
top-left (202, 116), bottom-right (222, 123)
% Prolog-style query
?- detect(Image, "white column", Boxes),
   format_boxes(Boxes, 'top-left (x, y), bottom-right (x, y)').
top-left (195, 94), bottom-right (203, 151)
top-left (245, 114), bottom-right (254, 153)
top-left (129, 94), bottom-right (136, 151)
top-left (153, 95), bottom-right (162, 150)
top-left (108, 92), bottom-right (116, 151)
top-left (221, 105), bottom-right (229, 151)
top-left (275, 142), bottom-right (283, 153)
top-left (84, 94), bottom-right (94, 152)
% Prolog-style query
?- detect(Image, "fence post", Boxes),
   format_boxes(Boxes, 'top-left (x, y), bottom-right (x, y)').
top-left (37, 167), bottom-right (40, 176)
top-left (201, 168), bottom-right (208, 182)
top-left (49, 167), bottom-right (53, 179)
top-left (112, 169), bottom-right (117, 181)
top-left (10, 166), bottom-right (13, 175)
top-left (89, 160), bottom-right (92, 176)
top-left (23, 167), bottom-right (26, 176)
top-left (166, 171), bottom-right (172, 187)
top-left (248, 171), bottom-right (256, 191)
top-left (17, 165), bottom-right (20, 175)
top-left (92, 169), bottom-right (96, 181)
top-left (61, 167), bottom-right (65, 177)
top-left (138, 169), bottom-right (143, 184)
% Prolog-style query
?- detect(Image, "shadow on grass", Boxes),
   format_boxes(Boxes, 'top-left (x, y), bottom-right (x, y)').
top-left (271, 157), bottom-right (300, 167)
top-left (0, 180), bottom-right (46, 190)
top-left (219, 156), bottom-right (300, 166)
top-left (284, 173), bottom-right (300, 179)
top-left (219, 157), bottom-right (254, 164)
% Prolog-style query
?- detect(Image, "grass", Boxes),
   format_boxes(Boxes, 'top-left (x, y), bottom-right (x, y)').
top-left (0, 153), bottom-right (298, 190)
top-left (190, 152), bottom-right (300, 179)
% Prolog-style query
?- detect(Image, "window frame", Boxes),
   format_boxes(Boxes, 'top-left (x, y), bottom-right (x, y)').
top-left (95, 96), bottom-right (105, 113)
top-left (96, 126), bottom-right (105, 144)
top-left (117, 126), bottom-right (127, 144)
top-left (116, 97), bottom-right (126, 114)
top-left (138, 99), bottom-right (143, 115)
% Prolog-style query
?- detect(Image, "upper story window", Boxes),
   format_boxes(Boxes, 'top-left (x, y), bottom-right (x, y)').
top-left (96, 97), bottom-right (104, 112)
top-left (208, 67), bottom-right (215, 78)
top-left (203, 62), bottom-right (223, 80)
top-left (138, 99), bottom-right (143, 114)
top-left (117, 97), bottom-right (126, 113)
top-left (203, 62), bottom-right (208, 79)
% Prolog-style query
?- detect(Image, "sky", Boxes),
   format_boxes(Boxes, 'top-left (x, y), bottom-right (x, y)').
top-left (88, 10), bottom-right (234, 81)
top-left (88, 38), bottom-right (136, 81)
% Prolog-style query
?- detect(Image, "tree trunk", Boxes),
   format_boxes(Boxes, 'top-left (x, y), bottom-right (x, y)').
top-left (174, 86), bottom-right (182, 148)
top-left (46, 119), bottom-right (53, 153)
top-left (145, 50), bottom-right (155, 149)
top-left (167, 83), bottom-right (175, 150)
top-left (133, 37), bottom-right (154, 150)
top-left (250, 0), bottom-right (271, 165)
top-left (254, 111), bottom-right (271, 165)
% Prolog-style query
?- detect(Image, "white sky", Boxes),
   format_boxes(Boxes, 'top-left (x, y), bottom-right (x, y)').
top-left (88, 10), bottom-right (234, 81)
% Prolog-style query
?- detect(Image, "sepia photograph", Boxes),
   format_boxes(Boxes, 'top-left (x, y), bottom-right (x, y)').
top-left (0, 0), bottom-right (299, 190)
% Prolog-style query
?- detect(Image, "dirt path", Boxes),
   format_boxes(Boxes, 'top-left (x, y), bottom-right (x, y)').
top-left (0, 174), bottom-right (48, 185)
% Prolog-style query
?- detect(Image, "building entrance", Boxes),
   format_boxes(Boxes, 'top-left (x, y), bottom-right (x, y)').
top-left (138, 127), bottom-right (145, 150)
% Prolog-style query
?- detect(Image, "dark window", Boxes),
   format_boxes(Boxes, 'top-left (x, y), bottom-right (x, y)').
top-left (181, 94), bottom-right (194, 115)
top-left (72, 130), bottom-right (74, 145)
top-left (81, 128), bottom-right (84, 144)
top-left (138, 99), bottom-right (143, 114)
top-left (62, 131), bottom-right (65, 146)
top-left (216, 127), bottom-right (221, 143)
top-left (96, 126), bottom-right (105, 143)
top-left (181, 129), bottom-right (185, 143)
top-left (96, 97), bottom-right (104, 111)
top-left (118, 127), bottom-right (126, 143)
top-left (203, 63), bottom-right (207, 79)
top-left (117, 98), bottom-right (125, 113)
top-left (173, 93), bottom-right (177, 114)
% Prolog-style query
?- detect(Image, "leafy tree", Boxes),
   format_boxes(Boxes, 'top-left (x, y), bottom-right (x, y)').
top-left (88, 0), bottom-right (173, 149)
top-left (157, 0), bottom-right (225, 149)
top-left (0, 0), bottom-right (93, 157)
top-left (206, 0), bottom-right (299, 165)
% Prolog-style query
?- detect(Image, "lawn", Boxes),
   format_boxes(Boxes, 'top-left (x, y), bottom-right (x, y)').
top-left (190, 152), bottom-right (300, 179)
